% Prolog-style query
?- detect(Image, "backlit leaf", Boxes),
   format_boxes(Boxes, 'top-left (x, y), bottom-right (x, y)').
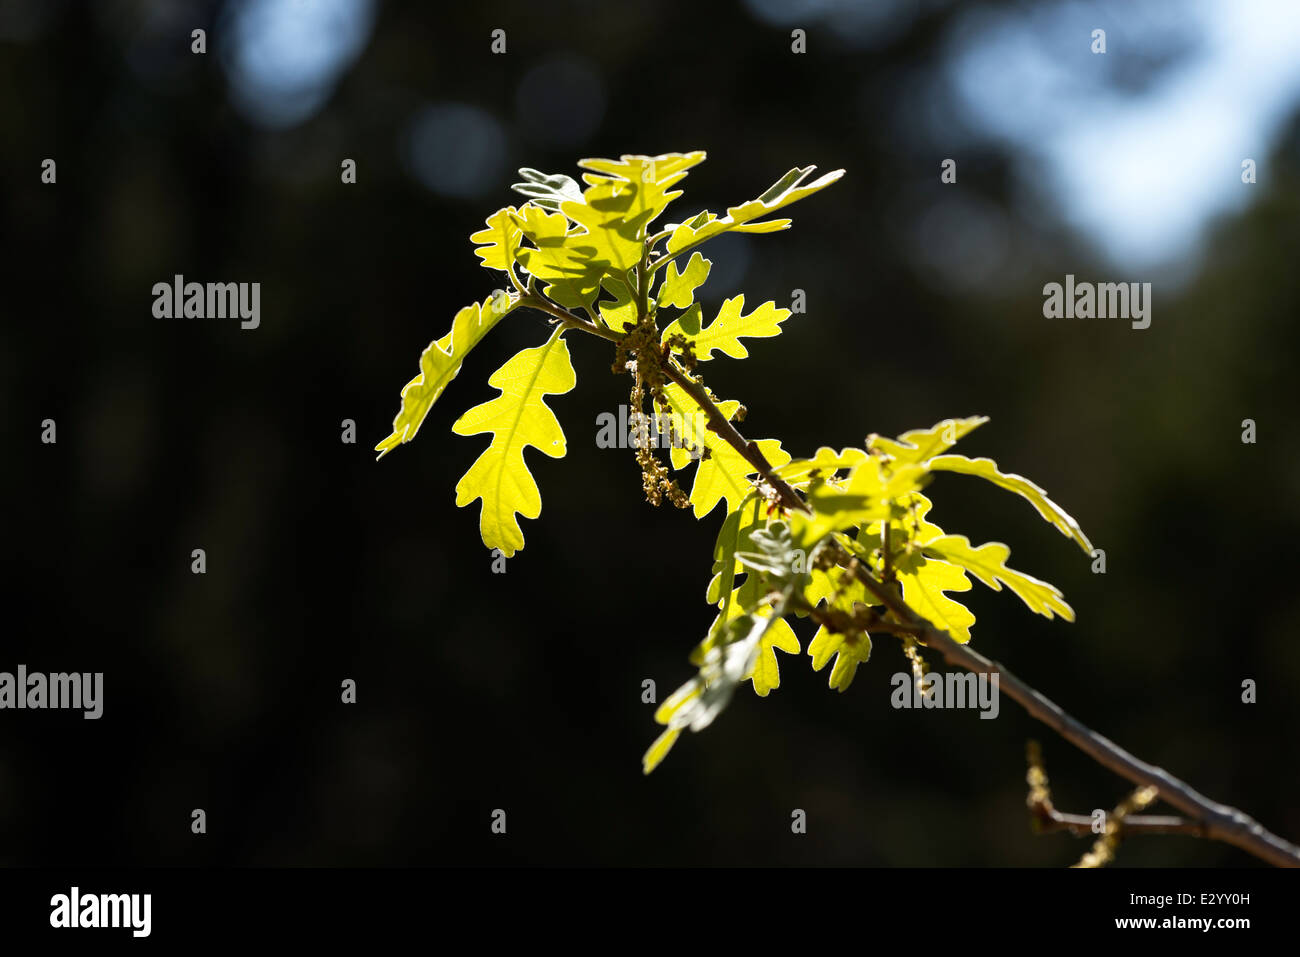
top-left (375, 293), bottom-right (518, 459)
top-left (928, 454), bottom-right (1093, 554)
top-left (470, 206), bottom-right (522, 272)
top-left (808, 627), bottom-right (872, 692)
top-left (894, 550), bottom-right (976, 643)
top-left (777, 447), bottom-right (870, 488)
top-left (656, 252), bottom-right (711, 310)
top-left (663, 165), bottom-right (844, 258)
top-left (868, 416), bottom-right (989, 465)
top-left (596, 275), bottom-right (638, 331)
top-left (511, 205), bottom-right (606, 308)
top-left (922, 534), bottom-right (1074, 621)
top-left (510, 168), bottom-right (583, 212)
top-left (563, 152), bottom-right (707, 279)
top-left (451, 328), bottom-right (576, 556)
top-left (662, 295), bottom-right (791, 361)
top-left (748, 617), bottom-right (800, 696)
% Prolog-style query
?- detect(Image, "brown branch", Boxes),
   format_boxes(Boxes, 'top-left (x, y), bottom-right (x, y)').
top-left (826, 541), bottom-right (1300, 867)
top-left (521, 294), bottom-right (622, 343)
top-left (658, 358), bottom-right (810, 515)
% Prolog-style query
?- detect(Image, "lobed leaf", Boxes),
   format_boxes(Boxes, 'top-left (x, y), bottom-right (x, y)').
top-left (562, 152), bottom-right (707, 280)
top-left (596, 275), bottom-right (638, 331)
top-left (470, 206), bottom-right (523, 273)
top-left (868, 416), bottom-right (989, 465)
top-left (661, 295), bottom-right (792, 361)
top-left (510, 168), bottom-right (583, 212)
top-left (375, 293), bottom-right (518, 459)
top-left (808, 627), bottom-right (872, 692)
top-left (706, 495), bottom-right (762, 609)
top-left (699, 519), bottom-right (801, 697)
top-left (927, 454), bottom-right (1093, 554)
top-left (655, 252), bottom-right (712, 310)
top-left (922, 534), bottom-right (1074, 621)
top-left (511, 205), bottom-right (606, 308)
top-left (866, 491), bottom-right (947, 547)
top-left (645, 609), bottom-right (775, 773)
top-left (451, 327), bottom-right (576, 557)
top-left (790, 458), bottom-right (924, 550)
top-left (894, 550), bottom-right (976, 643)
top-left (748, 617), bottom-right (800, 696)
top-left (663, 165), bottom-right (844, 259)
top-left (777, 447), bottom-right (870, 489)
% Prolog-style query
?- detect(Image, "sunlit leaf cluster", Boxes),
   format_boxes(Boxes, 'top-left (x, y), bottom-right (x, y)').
top-left (375, 152), bottom-right (1091, 774)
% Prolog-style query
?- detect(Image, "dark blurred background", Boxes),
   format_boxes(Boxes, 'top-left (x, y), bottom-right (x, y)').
top-left (2, 0), bottom-right (1298, 866)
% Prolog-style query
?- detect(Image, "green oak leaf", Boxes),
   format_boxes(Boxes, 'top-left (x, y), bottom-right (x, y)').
top-left (706, 494), bottom-right (763, 610)
top-left (808, 626), bottom-right (872, 692)
top-left (867, 416), bottom-right (989, 465)
top-left (696, 514), bottom-right (801, 697)
top-left (693, 436), bottom-right (790, 519)
top-left (451, 327), bottom-right (576, 557)
top-left (776, 447), bottom-right (871, 488)
top-left (644, 609), bottom-right (778, 772)
top-left (563, 152), bottom-right (707, 279)
top-left (511, 205), bottom-right (606, 308)
top-left (596, 275), bottom-right (638, 331)
top-left (928, 454), bottom-right (1093, 554)
top-left (894, 549), bottom-right (976, 643)
top-left (375, 292), bottom-right (518, 459)
top-left (701, 584), bottom-right (800, 697)
top-left (470, 206), bottom-right (522, 272)
top-left (510, 168), bottom-right (583, 212)
top-left (922, 534), bottom-right (1074, 621)
top-left (748, 615), bottom-right (800, 696)
top-left (865, 490), bottom-right (947, 547)
top-left (656, 252), bottom-right (712, 310)
top-left (662, 295), bottom-right (791, 361)
top-left (790, 458), bottom-right (923, 550)
top-left (663, 165), bottom-right (844, 258)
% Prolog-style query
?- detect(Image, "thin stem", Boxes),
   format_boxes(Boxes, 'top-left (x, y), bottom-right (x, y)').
top-left (647, 228), bottom-right (674, 249)
top-left (659, 358), bottom-right (809, 515)
top-left (520, 295), bottom-right (621, 343)
top-left (1031, 807), bottom-right (1206, 838)
top-left (881, 519), bottom-right (892, 581)
top-left (506, 261), bottom-right (526, 298)
top-left (792, 592), bottom-right (916, 637)
top-left (635, 239), bottom-right (652, 319)
top-left (648, 233), bottom-right (712, 278)
top-left (826, 541), bottom-right (1300, 868)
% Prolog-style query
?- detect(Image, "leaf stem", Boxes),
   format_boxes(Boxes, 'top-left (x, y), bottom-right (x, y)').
top-left (659, 358), bottom-right (809, 515)
top-left (520, 294), bottom-right (621, 343)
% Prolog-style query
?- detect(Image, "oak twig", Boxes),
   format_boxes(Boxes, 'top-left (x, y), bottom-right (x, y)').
top-left (519, 293), bottom-right (1300, 868)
